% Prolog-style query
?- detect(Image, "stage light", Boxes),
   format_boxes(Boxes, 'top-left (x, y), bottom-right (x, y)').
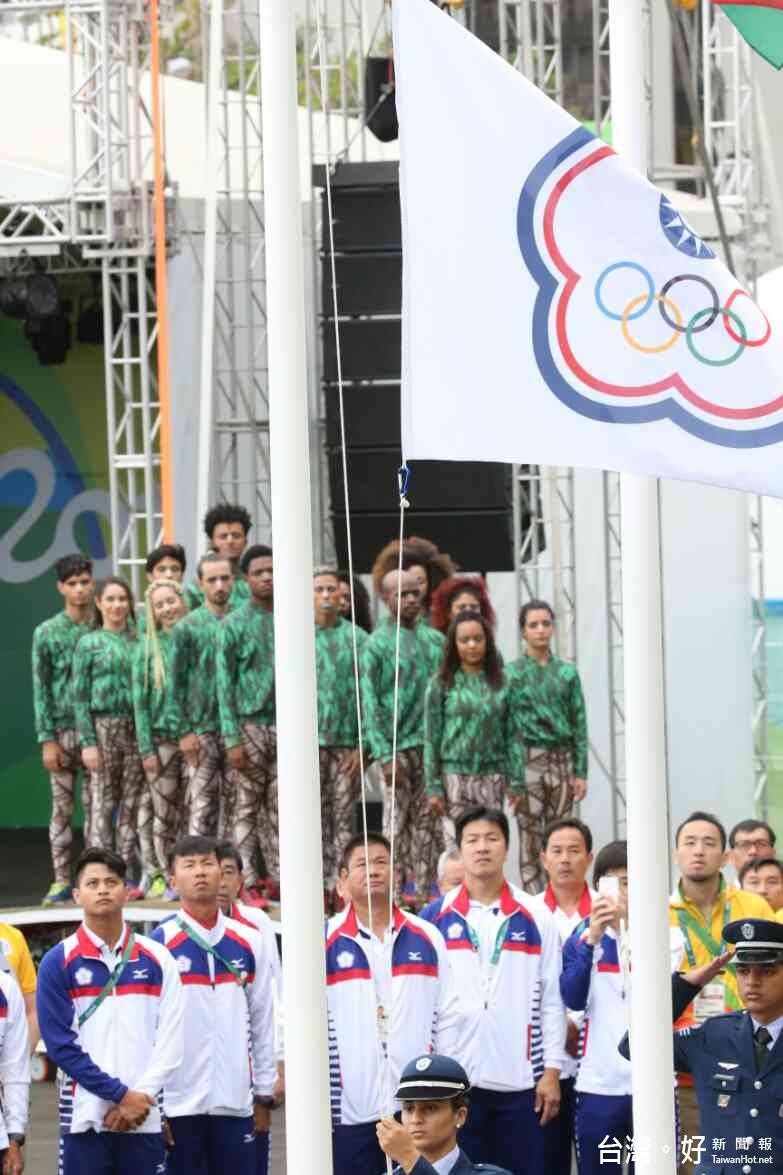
top-left (0, 277), bottom-right (29, 319)
top-left (23, 276), bottom-right (71, 365)
top-left (27, 274), bottom-right (61, 317)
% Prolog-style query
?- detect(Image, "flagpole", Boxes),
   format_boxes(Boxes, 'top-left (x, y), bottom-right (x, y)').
top-left (258, 2), bottom-right (333, 1172)
top-left (609, 0), bottom-right (678, 1170)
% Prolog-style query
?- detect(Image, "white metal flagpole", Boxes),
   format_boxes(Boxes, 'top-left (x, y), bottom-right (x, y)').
top-left (258, 2), bottom-right (333, 1172)
top-left (609, 0), bottom-right (678, 1169)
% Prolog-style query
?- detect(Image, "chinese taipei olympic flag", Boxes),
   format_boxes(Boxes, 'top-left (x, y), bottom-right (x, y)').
top-left (393, 0), bottom-right (783, 496)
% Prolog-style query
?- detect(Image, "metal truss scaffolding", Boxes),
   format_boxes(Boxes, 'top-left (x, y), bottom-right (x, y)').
top-left (0, 0), bottom-right (167, 596)
top-left (498, 0), bottom-right (564, 105)
top-left (200, 0), bottom-right (272, 544)
top-left (701, 2), bottom-right (769, 812)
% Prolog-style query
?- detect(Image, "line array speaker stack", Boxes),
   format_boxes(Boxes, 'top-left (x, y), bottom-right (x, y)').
top-left (316, 160), bottom-right (533, 574)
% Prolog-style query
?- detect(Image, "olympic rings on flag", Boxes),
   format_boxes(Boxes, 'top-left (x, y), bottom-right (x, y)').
top-left (659, 275), bottom-right (719, 334)
top-left (686, 306), bottom-right (747, 368)
top-left (595, 262), bottom-right (654, 321)
top-left (621, 294), bottom-right (682, 354)
top-left (723, 288), bottom-right (772, 348)
top-left (593, 262), bottom-right (772, 365)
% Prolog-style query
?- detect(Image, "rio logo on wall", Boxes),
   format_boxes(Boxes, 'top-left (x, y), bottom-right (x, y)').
top-left (1, 369), bottom-right (113, 585)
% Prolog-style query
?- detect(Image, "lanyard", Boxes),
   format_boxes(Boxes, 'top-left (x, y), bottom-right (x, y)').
top-left (175, 916), bottom-right (249, 988)
top-left (676, 901), bottom-right (739, 1009)
top-left (464, 912), bottom-right (513, 1007)
top-left (78, 933), bottom-right (136, 1028)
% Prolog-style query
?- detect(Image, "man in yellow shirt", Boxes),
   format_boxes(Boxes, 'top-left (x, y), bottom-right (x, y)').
top-left (0, 922), bottom-right (39, 1050)
top-left (669, 810), bottom-right (773, 1171)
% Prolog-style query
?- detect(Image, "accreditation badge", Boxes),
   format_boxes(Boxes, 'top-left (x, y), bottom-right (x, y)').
top-left (693, 982), bottom-right (724, 1024)
top-left (376, 1004), bottom-right (390, 1045)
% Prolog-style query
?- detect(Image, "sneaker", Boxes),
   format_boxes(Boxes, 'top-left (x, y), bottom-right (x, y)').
top-left (125, 881), bottom-right (145, 902)
top-left (42, 881), bottom-right (72, 907)
top-left (145, 873), bottom-right (167, 900)
top-left (243, 882), bottom-right (269, 910)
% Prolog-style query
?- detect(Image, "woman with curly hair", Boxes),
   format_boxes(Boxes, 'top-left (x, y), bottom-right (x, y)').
top-left (424, 610), bottom-right (508, 846)
top-left (371, 535), bottom-right (456, 616)
top-left (430, 575), bottom-right (496, 634)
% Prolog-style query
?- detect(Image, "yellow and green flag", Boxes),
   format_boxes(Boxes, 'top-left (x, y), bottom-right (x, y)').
top-left (714, 0), bottom-right (783, 69)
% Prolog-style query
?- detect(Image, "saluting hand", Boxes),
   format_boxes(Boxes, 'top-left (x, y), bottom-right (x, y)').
top-left (683, 949), bottom-right (734, 988)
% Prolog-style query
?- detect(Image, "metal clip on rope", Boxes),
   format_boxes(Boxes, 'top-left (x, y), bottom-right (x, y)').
top-left (398, 463), bottom-right (411, 507)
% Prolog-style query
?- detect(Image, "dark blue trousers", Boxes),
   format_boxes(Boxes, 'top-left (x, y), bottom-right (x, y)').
top-left (459, 1087), bottom-right (545, 1175)
top-left (61, 1131), bottom-right (167, 1175)
top-left (332, 1120), bottom-right (385, 1175)
top-left (167, 1114), bottom-right (256, 1175)
top-left (543, 1074), bottom-right (576, 1174)
top-left (255, 1129), bottom-right (270, 1175)
top-left (575, 1091), bottom-right (634, 1175)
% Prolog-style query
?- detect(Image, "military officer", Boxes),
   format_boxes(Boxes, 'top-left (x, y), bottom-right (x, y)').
top-left (622, 918), bottom-right (783, 1174)
top-left (376, 1054), bottom-right (512, 1175)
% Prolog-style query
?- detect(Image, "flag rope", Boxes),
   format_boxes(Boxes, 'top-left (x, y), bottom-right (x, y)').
top-left (313, 6), bottom-right (405, 1157)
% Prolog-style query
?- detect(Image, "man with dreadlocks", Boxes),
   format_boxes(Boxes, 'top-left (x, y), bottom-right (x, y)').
top-left (361, 568), bottom-right (445, 904)
top-left (132, 579), bottom-right (187, 898)
top-left (33, 553), bottom-right (95, 906)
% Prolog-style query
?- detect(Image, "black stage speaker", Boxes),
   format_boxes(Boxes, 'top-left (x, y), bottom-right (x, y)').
top-left (364, 57), bottom-right (398, 142)
top-left (316, 161), bottom-right (527, 575)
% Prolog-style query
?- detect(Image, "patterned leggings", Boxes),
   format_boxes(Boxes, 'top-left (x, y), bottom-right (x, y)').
top-left (48, 729), bottom-right (92, 883)
top-left (441, 772), bottom-right (506, 848)
top-left (515, 745), bottom-right (575, 893)
top-left (233, 723), bottom-right (278, 887)
top-left (186, 731), bottom-right (229, 839)
top-left (382, 747), bottom-right (441, 902)
top-left (144, 742), bottom-right (185, 875)
top-left (87, 716), bottom-right (145, 869)
top-left (319, 747), bottom-right (360, 886)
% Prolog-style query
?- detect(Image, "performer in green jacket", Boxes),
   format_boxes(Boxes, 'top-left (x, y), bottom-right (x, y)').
top-left (72, 576), bottom-right (144, 892)
top-left (216, 545), bottom-right (276, 901)
top-left (505, 599), bottom-right (588, 894)
top-left (313, 567), bottom-right (367, 892)
top-left (171, 553), bottom-right (235, 843)
top-left (424, 611), bottom-right (508, 848)
top-left (361, 569), bottom-right (445, 903)
top-left (132, 579), bottom-right (187, 897)
top-left (32, 553), bottom-right (94, 905)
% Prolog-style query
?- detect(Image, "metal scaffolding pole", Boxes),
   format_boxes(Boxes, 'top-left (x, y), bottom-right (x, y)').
top-left (197, 0), bottom-right (271, 545)
top-left (603, 470), bottom-right (627, 838)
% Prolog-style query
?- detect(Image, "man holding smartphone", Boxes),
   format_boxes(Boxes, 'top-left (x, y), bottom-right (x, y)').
top-left (559, 841), bottom-right (632, 1175)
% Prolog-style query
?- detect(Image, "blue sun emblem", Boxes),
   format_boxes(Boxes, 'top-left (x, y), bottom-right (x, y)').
top-left (659, 194), bottom-right (715, 260)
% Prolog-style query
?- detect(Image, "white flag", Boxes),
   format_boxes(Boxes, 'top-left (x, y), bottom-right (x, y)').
top-left (393, 0), bottom-right (783, 496)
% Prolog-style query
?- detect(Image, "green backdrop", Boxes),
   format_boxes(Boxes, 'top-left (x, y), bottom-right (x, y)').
top-left (0, 317), bottom-right (112, 827)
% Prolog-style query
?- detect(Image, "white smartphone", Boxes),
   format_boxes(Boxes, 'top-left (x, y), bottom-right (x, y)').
top-left (598, 875), bottom-right (620, 902)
